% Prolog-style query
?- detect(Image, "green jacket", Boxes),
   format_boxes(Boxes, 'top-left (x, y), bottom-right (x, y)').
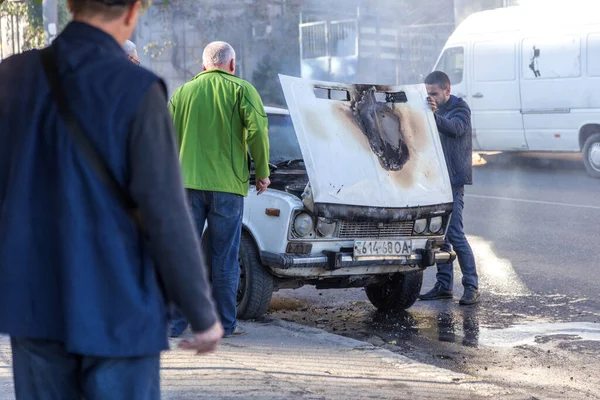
top-left (169, 69), bottom-right (270, 196)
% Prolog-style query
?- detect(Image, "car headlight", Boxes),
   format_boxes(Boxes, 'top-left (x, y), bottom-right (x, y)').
top-left (317, 218), bottom-right (337, 238)
top-left (293, 213), bottom-right (314, 237)
top-left (413, 218), bottom-right (428, 235)
top-left (429, 216), bottom-right (443, 234)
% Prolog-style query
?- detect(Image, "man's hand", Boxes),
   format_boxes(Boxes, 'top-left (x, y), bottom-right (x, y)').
top-left (178, 322), bottom-right (223, 355)
top-left (256, 177), bottom-right (271, 195)
top-left (427, 96), bottom-right (438, 113)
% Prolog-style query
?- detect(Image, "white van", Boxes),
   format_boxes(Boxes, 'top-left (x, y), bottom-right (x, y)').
top-left (434, 5), bottom-right (600, 178)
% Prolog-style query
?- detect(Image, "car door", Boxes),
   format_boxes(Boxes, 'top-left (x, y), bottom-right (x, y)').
top-left (469, 37), bottom-right (527, 151)
top-left (520, 33), bottom-right (584, 151)
top-left (433, 45), bottom-right (482, 150)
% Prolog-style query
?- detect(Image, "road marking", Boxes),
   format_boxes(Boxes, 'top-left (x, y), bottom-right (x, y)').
top-left (466, 194), bottom-right (600, 210)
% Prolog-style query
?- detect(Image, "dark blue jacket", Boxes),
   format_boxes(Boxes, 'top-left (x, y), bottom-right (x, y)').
top-left (434, 95), bottom-right (473, 187)
top-left (0, 23), bottom-right (169, 357)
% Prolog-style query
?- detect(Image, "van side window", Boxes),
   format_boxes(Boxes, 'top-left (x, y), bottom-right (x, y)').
top-left (522, 35), bottom-right (581, 80)
top-left (435, 47), bottom-right (464, 85)
top-left (474, 41), bottom-right (516, 82)
top-left (587, 33), bottom-right (600, 77)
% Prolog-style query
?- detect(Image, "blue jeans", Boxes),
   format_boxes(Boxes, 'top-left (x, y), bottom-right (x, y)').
top-left (436, 186), bottom-right (479, 291)
top-left (10, 337), bottom-right (160, 400)
top-left (169, 190), bottom-right (243, 337)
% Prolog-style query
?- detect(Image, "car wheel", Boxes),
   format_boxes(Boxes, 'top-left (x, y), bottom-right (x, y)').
top-left (583, 133), bottom-right (600, 179)
top-left (236, 232), bottom-right (274, 320)
top-left (365, 271), bottom-right (423, 311)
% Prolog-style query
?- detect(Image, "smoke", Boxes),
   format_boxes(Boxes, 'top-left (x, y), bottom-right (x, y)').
top-left (519, 0), bottom-right (597, 6)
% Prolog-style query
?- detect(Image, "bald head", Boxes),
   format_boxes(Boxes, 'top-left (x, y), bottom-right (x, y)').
top-left (122, 40), bottom-right (137, 58)
top-left (122, 39), bottom-right (140, 64)
top-left (202, 41), bottom-right (236, 74)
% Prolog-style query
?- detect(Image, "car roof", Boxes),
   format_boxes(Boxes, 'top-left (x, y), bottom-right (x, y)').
top-left (264, 106), bottom-right (289, 116)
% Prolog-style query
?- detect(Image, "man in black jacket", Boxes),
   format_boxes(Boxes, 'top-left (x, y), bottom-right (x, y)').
top-left (0, 0), bottom-right (222, 398)
top-left (419, 71), bottom-right (480, 306)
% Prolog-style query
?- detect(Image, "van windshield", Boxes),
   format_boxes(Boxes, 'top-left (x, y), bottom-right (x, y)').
top-left (435, 47), bottom-right (464, 85)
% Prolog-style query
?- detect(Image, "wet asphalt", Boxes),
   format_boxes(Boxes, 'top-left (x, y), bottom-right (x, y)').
top-left (266, 153), bottom-right (600, 399)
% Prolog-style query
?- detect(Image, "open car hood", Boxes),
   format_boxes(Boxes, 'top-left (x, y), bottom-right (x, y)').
top-left (279, 75), bottom-right (452, 214)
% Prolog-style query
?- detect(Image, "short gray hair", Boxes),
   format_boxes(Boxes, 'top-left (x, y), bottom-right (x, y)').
top-left (122, 40), bottom-right (138, 59)
top-left (202, 41), bottom-right (236, 69)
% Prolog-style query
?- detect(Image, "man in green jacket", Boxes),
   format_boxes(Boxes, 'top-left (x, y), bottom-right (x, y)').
top-left (168, 41), bottom-right (270, 338)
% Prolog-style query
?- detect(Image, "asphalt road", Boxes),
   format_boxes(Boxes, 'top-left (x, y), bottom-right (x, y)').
top-left (267, 153), bottom-right (600, 399)
top-left (465, 153), bottom-right (600, 314)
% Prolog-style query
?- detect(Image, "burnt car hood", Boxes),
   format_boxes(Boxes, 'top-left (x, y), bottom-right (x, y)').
top-left (279, 74), bottom-right (453, 215)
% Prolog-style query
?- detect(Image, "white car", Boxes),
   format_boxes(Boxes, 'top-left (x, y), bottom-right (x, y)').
top-left (206, 75), bottom-right (456, 320)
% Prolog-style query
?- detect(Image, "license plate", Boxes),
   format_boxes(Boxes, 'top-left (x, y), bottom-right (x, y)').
top-left (354, 240), bottom-right (412, 258)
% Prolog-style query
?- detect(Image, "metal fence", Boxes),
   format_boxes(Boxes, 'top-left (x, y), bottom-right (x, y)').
top-left (329, 19), bottom-right (358, 58)
top-left (300, 14), bottom-right (454, 85)
top-left (300, 21), bottom-right (328, 59)
top-left (0, 11), bottom-right (25, 60)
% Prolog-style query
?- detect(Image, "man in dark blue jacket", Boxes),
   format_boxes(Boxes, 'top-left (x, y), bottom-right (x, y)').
top-left (0, 0), bottom-right (223, 398)
top-left (419, 71), bottom-right (480, 306)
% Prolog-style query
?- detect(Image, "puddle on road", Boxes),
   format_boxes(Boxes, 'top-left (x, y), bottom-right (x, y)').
top-left (479, 322), bottom-right (600, 348)
top-left (269, 289), bottom-right (600, 353)
top-left (367, 305), bottom-right (600, 351)
top-left (369, 306), bottom-right (483, 347)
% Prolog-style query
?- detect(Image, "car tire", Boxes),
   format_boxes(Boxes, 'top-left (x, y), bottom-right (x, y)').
top-left (583, 133), bottom-right (600, 179)
top-left (237, 232), bottom-right (274, 320)
top-left (365, 271), bottom-right (423, 311)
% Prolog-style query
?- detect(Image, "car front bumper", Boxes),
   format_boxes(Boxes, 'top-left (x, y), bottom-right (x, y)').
top-left (260, 248), bottom-right (456, 272)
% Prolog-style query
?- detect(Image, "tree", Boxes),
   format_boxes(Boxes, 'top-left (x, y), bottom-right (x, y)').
top-left (0, 0), bottom-right (69, 51)
top-left (253, 54), bottom-right (285, 106)
top-left (250, 1), bottom-right (301, 106)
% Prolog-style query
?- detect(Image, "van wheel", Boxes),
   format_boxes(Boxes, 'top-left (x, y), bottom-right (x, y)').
top-left (365, 271), bottom-right (423, 311)
top-left (583, 133), bottom-right (600, 178)
top-left (237, 232), bottom-right (274, 320)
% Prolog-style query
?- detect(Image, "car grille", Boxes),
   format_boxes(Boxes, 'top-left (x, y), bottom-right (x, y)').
top-left (337, 221), bottom-right (414, 239)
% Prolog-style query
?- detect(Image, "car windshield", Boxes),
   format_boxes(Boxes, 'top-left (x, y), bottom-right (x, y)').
top-left (267, 112), bottom-right (303, 165)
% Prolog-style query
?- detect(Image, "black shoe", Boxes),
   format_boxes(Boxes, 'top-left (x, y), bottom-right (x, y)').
top-left (419, 284), bottom-right (453, 301)
top-left (459, 287), bottom-right (481, 305)
top-left (223, 326), bottom-right (247, 338)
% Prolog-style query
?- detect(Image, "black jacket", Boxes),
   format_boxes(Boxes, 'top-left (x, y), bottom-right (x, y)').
top-left (434, 95), bottom-right (473, 186)
top-left (0, 22), bottom-right (217, 357)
